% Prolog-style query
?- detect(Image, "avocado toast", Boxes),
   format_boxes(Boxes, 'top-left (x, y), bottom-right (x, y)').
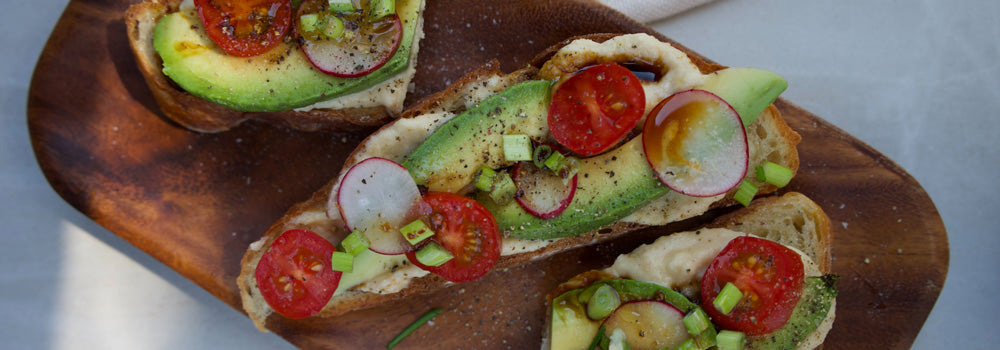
top-left (236, 33), bottom-right (802, 332)
top-left (125, 0), bottom-right (426, 132)
top-left (545, 192), bottom-right (836, 350)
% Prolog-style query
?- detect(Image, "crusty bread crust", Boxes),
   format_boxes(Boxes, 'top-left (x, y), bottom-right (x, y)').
top-left (125, 0), bottom-right (418, 133)
top-left (237, 33), bottom-right (802, 332)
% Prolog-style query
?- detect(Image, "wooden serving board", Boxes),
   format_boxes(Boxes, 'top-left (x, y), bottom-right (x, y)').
top-left (28, 0), bottom-right (948, 348)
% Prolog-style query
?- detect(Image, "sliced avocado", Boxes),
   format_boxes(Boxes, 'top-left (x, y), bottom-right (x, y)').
top-left (331, 249), bottom-right (409, 296)
top-left (698, 67), bottom-right (788, 126)
top-left (748, 275), bottom-right (839, 349)
top-left (152, 0), bottom-right (422, 112)
top-left (549, 279), bottom-right (697, 350)
top-left (401, 80), bottom-right (552, 193)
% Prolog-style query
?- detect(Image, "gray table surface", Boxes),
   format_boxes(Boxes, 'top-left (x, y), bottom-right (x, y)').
top-left (4, 0), bottom-right (997, 348)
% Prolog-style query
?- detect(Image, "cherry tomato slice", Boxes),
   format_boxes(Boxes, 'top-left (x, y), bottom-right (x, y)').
top-left (701, 235), bottom-right (804, 336)
top-left (406, 192), bottom-right (501, 283)
top-left (255, 229), bottom-right (341, 319)
top-left (548, 62), bottom-right (645, 156)
top-left (194, 0), bottom-right (292, 57)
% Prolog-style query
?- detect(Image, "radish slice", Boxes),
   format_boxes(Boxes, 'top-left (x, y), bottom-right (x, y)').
top-left (642, 90), bottom-right (748, 197)
top-left (334, 157), bottom-right (421, 254)
top-left (512, 161), bottom-right (577, 219)
top-left (602, 300), bottom-right (690, 350)
top-left (295, 0), bottom-right (403, 78)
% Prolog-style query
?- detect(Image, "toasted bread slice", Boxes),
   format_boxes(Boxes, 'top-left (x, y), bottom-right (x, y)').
top-left (545, 192), bottom-right (835, 350)
top-left (237, 33), bottom-right (802, 332)
top-left (125, 0), bottom-right (425, 133)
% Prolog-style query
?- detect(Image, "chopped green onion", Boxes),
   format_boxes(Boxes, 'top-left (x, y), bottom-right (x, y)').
top-left (677, 339), bottom-right (698, 350)
top-left (502, 134), bottom-right (533, 162)
top-left (683, 307), bottom-right (712, 335)
top-left (733, 180), bottom-right (758, 207)
top-left (716, 330), bottom-right (746, 350)
top-left (556, 156), bottom-right (581, 181)
top-left (414, 242), bottom-right (453, 267)
top-left (713, 282), bottom-right (743, 315)
top-left (693, 325), bottom-right (718, 349)
top-left (586, 284), bottom-right (621, 320)
top-left (587, 325), bottom-right (607, 350)
top-left (340, 230), bottom-right (370, 256)
top-left (532, 144), bottom-right (553, 168)
top-left (328, 0), bottom-right (355, 13)
top-left (474, 166), bottom-right (497, 192)
top-left (323, 16), bottom-right (345, 39)
top-left (755, 161), bottom-right (794, 187)
top-left (386, 308), bottom-right (444, 349)
top-left (488, 170), bottom-right (517, 205)
top-left (366, 0), bottom-right (395, 21)
top-left (400, 219), bottom-right (435, 246)
top-left (542, 149), bottom-right (566, 170)
top-left (330, 251), bottom-right (354, 272)
top-left (298, 13), bottom-right (319, 32)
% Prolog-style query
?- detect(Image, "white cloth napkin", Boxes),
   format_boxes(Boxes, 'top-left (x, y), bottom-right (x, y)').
top-left (601, 0), bottom-right (715, 23)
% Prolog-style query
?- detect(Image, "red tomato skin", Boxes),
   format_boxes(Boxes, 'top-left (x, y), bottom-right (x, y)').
top-left (254, 229), bottom-right (341, 319)
top-left (548, 62), bottom-right (645, 156)
top-left (701, 235), bottom-right (804, 336)
top-left (194, 0), bottom-right (292, 57)
top-left (406, 192), bottom-right (502, 283)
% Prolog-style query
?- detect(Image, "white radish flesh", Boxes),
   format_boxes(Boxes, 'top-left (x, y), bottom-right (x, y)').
top-left (602, 300), bottom-right (690, 350)
top-left (333, 157), bottom-right (421, 254)
top-left (511, 161), bottom-right (577, 219)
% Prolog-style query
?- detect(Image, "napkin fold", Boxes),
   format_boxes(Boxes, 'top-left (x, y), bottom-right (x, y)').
top-left (601, 0), bottom-right (714, 23)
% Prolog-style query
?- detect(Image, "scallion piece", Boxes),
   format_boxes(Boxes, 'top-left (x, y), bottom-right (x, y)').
top-left (328, 0), bottom-right (355, 13)
top-left (677, 339), bottom-right (698, 350)
top-left (323, 16), bottom-right (345, 39)
top-left (755, 161), bottom-right (794, 187)
top-left (713, 282), bottom-right (743, 315)
top-left (386, 308), bottom-right (444, 349)
top-left (366, 0), bottom-right (395, 21)
top-left (340, 230), bottom-right (370, 256)
top-left (693, 324), bottom-right (718, 349)
top-left (414, 242), bottom-right (453, 267)
top-left (330, 251), bottom-right (354, 272)
top-left (587, 325), bottom-right (607, 350)
top-left (298, 13), bottom-right (319, 32)
top-left (733, 180), bottom-right (758, 207)
top-left (586, 284), bottom-right (621, 320)
top-left (488, 171), bottom-right (517, 205)
top-left (716, 330), bottom-right (746, 350)
top-left (608, 328), bottom-right (630, 350)
top-left (474, 166), bottom-right (497, 192)
top-left (543, 150), bottom-right (566, 170)
top-left (683, 307), bottom-right (712, 335)
top-left (502, 134), bottom-right (533, 162)
top-left (532, 144), bottom-right (553, 168)
top-left (400, 219), bottom-right (435, 246)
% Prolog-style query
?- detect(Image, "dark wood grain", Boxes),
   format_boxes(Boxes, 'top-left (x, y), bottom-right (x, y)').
top-left (28, 0), bottom-right (947, 348)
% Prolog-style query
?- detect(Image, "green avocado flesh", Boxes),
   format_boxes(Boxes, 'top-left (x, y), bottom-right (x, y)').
top-left (550, 276), bottom-right (837, 350)
top-left (549, 279), bottom-right (696, 350)
top-left (401, 80), bottom-right (553, 193)
top-left (152, 0), bottom-right (421, 112)
top-left (699, 67), bottom-right (788, 127)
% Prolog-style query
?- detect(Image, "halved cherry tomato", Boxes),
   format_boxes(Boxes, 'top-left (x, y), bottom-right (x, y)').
top-left (548, 62), bottom-right (645, 156)
top-left (701, 235), bottom-right (804, 336)
top-left (194, 0), bottom-right (292, 57)
top-left (406, 192), bottom-right (501, 283)
top-left (255, 229), bottom-right (341, 319)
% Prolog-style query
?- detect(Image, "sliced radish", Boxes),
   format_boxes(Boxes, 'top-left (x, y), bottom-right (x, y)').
top-left (511, 161), bottom-right (577, 219)
top-left (642, 90), bottom-right (748, 197)
top-left (295, 0), bottom-right (403, 78)
top-left (602, 300), bottom-right (691, 350)
top-left (333, 157), bottom-right (421, 254)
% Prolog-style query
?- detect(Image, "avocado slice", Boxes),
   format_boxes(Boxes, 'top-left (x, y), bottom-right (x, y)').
top-left (549, 279), bottom-right (697, 350)
top-left (699, 67), bottom-right (788, 127)
top-left (748, 275), bottom-right (839, 349)
top-left (401, 80), bottom-right (553, 193)
top-left (152, 0), bottom-right (422, 112)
